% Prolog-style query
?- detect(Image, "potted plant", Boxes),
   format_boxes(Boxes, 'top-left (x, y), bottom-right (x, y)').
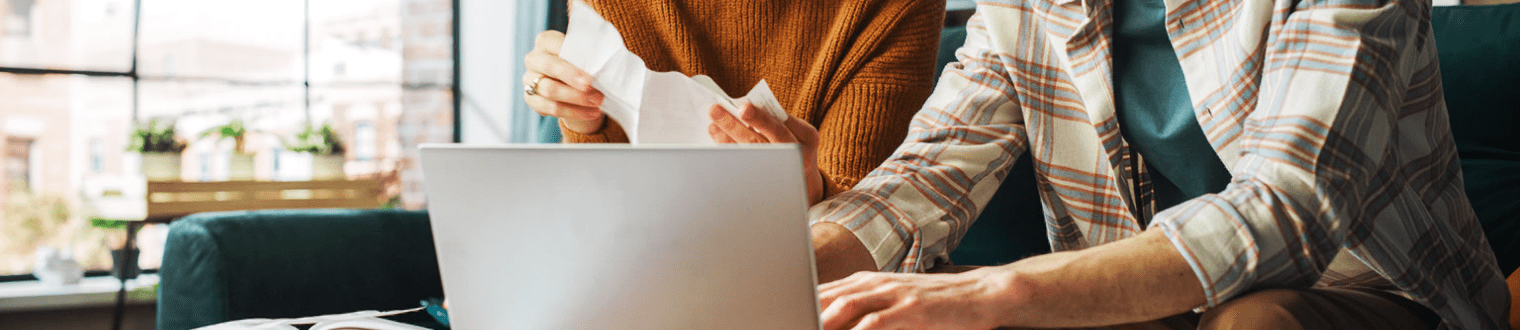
top-left (199, 119), bottom-right (254, 180)
top-left (89, 219), bottom-right (139, 280)
top-left (126, 118), bottom-right (186, 181)
top-left (285, 123), bottom-right (346, 180)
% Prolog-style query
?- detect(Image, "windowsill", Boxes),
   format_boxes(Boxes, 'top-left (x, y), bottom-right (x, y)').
top-left (0, 274), bottom-right (158, 313)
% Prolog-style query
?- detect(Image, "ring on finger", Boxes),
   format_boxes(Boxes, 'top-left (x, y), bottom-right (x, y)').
top-left (524, 75), bottom-right (546, 96)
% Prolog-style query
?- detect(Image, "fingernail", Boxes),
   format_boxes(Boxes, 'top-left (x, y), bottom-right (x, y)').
top-left (741, 106), bottom-right (757, 120)
top-left (590, 91), bottom-right (605, 106)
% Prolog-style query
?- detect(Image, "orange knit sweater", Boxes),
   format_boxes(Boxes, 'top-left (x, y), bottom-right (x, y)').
top-left (564, 0), bottom-right (943, 196)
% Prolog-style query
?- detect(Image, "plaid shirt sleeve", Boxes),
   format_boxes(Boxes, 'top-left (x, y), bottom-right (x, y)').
top-left (808, 13), bottom-right (1029, 272)
top-left (1148, 0), bottom-right (1507, 324)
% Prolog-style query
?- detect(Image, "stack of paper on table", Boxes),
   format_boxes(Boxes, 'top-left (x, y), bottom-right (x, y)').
top-left (559, 0), bottom-right (787, 144)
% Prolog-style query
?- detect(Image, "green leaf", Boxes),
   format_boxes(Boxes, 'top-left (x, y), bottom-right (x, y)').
top-left (90, 218), bottom-right (128, 229)
top-left (127, 118), bottom-right (185, 153)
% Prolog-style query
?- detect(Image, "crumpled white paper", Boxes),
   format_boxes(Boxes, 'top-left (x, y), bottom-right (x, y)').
top-left (559, 0), bottom-right (787, 144)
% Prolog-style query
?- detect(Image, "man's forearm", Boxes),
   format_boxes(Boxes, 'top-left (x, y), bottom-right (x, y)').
top-left (811, 222), bottom-right (877, 283)
top-left (985, 230), bottom-right (1206, 328)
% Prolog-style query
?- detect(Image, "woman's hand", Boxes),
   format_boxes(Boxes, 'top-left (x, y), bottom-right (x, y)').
top-left (523, 30), bottom-right (607, 134)
top-left (707, 103), bottom-right (825, 204)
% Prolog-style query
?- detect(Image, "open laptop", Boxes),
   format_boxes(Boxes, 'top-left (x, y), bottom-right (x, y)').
top-left (419, 144), bottom-right (821, 329)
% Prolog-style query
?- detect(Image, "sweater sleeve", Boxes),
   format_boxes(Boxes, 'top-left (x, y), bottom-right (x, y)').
top-left (560, 117), bottom-right (630, 143)
top-left (814, 0), bottom-right (943, 196)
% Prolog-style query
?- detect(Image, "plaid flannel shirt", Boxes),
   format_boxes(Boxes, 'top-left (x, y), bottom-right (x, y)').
top-left (808, 0), bottom-right (1509, 328)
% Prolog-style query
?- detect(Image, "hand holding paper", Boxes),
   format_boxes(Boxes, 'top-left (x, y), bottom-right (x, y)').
top-left (558, 0), bottom-right (788, 144)
top-left (521, 30), bottom-right (607, 134)
top-left (708, 103), bottom-right (827, 204)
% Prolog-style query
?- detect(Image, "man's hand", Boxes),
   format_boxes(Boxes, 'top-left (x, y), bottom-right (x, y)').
top-left (813, 230), bottom-right (1205, 329)
top-left (817, 269), bottom-right (1016, 330)
top-left (707, 103), bottom-right (825, 204)
top-left (523, 30), bottom-right (607, 134)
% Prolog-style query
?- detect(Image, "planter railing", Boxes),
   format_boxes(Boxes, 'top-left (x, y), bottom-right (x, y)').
top-left (143, 179), bottom-right (385, 222)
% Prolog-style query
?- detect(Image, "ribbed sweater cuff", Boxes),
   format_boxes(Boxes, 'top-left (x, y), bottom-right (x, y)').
top-left (560, 118), bottom-right (630, 143)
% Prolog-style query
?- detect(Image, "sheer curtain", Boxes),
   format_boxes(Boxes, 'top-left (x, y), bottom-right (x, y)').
top-left (457, 0), bottom-right (547, 143)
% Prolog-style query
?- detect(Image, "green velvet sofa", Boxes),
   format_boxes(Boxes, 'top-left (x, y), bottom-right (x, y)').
top-left (156, 209), bottom-right (445, 329)
top-left (157, 4), bottom-right (1520, 329)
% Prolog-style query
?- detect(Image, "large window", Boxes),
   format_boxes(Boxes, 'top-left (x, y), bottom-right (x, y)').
top-left (0, 0), bottom-right (456, 278)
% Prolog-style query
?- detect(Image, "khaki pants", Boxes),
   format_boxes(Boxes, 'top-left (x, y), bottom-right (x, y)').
top-left (1028, 287), bottom-right (1439, 330)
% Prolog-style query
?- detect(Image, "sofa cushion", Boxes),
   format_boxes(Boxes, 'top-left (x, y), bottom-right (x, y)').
top-left (949, 157), bottom-right (1052, 266)
top-left (1432, 3), bottom-right (1520, 275)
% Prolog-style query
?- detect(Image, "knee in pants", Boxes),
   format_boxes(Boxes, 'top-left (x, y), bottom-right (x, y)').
top-left (1197, 289), bottom-right (1305, 330)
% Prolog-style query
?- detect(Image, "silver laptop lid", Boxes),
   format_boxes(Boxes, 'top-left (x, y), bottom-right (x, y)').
top-left (420, 144), bottom-right (820, 329)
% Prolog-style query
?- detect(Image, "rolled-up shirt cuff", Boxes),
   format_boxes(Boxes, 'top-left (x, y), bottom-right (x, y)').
top-left (809, 191), bottom-right (917, 272)
top-left (1150, 195), bottom-right (1259, 308)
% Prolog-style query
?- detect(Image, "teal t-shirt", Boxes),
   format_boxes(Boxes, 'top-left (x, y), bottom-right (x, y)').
top-left (1110, 0), bottom-right (1232, 210)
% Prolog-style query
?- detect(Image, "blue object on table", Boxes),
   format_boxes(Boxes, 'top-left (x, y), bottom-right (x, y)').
top-left (420, 298), bottom-right (450, 327)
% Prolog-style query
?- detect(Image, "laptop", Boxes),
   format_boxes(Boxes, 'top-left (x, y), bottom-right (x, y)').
top-left (419, 144), bottom-right (821, 329)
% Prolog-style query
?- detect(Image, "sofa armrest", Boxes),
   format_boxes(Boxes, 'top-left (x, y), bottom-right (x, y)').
top-left (156, 209), bottom-right (442, 330)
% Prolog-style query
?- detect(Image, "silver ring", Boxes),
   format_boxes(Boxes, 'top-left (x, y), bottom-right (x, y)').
top-left (525, 76), bottom-right (545, 96)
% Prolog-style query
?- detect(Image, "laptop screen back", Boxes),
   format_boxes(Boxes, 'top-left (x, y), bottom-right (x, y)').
top-left (420, 144), bottom-right (820, 329)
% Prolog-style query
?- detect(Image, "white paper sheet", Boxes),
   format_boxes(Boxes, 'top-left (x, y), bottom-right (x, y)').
top-left (559, 0), bottom-right (787, 144)
top-left (193, 307), bottom-right (428, 330)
